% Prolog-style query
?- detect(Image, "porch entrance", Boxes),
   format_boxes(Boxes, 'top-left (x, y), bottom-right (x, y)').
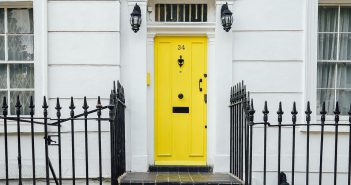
top-left (154, 36), bottom-right (207, 165)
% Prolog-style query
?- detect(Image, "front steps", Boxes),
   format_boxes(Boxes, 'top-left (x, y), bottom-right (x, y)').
top-left (119, 166), bottom-right (242, 185)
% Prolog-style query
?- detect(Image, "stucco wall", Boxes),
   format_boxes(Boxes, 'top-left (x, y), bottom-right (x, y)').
top-left (0, 0), bottom-right (121, 180)
top-left (232, 0), bottom-right (350, 185)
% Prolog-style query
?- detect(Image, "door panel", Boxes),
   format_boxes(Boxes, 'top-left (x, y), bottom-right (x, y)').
top-left (155, 36), bottom-right (207, 165)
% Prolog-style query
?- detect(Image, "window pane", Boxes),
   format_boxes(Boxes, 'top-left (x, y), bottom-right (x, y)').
top-left (337, 63), bottom-right (351, 88)
top-left (317, 89), bottom-right (335, 115)
top-left (317, 63), bottom-right (336, 88)
top-left (340, 7), bottom-right (351, 32)
top-left (339, 33), bottom-right (351, 60)
top-left (0, 64), bottom-right (6, 89)
top-left (10, 91), bottom-right (34, 115)
top-left (10, 64), bottom-right (34, 88)
top-left (0, 36), bottom-right (4, 60)
top-left (8, 35), bottom-right (34, 61)
top-left (337, 90), bottom-right (351, 115)
top-left (7, 8), bottom-right (33, 34)
top-left (0, 9), bottom-right (4, 33)
top-left (318, 6), bottom-right (338, 32)
top-left (318, 33), bottom-right (337, 60)
top-left (178, 4), bottom-right (184, 22)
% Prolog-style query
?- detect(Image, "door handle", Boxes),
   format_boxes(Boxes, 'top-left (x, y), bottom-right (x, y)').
top-left (199, 78), bottom-right (203, 92)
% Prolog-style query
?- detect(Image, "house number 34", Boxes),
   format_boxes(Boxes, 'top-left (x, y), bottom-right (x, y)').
top-left (177, 45), bottom-right (185, 50)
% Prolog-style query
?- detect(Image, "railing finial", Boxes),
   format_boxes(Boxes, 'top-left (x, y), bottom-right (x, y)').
top-left (305, 101), bottom-right (312, 122)
top-left (277, 102), bottom-right (284, 123)
top-left (42, 96), bottom-right (48, 117)
top-left (82, 96), bottom-right (89, 111)
top-left (55, 98), bottom-right (62, 118)
top-left (263, 101), bottom-right (269, 123)
top-left (334, 101), bottom-right (340, 122)
top-left (29, 96), bottom-right (35, 116)
top-left (2, 96), bottom-right (8, 115)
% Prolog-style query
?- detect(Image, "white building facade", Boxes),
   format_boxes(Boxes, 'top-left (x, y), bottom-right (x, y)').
top-left (1, 0), bottom-right (351, 184)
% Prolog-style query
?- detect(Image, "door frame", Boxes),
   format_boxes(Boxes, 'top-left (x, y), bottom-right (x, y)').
top-left (146, 25), bottom-right (216, 167)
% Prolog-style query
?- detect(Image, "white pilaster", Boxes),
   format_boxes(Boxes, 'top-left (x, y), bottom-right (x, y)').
top-left (213, 0), bottom-right (233, 172)
top-left (122, 0), bottom-right (148, 172)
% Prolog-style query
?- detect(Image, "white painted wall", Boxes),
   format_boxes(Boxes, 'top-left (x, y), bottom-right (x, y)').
top-left (2, 0), bottom-right (349, 184)
top-left (232, 0), bottom-right (350, 184)
top-left (0, 0), bottom-right (121, 181)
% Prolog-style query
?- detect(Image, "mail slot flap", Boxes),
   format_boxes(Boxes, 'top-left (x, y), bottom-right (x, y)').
top-left (173, 107), bottom-right (189, 113)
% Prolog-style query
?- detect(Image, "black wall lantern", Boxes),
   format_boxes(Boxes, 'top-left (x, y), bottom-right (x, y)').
top-left (221, 2), bottom-right (233, 32)
top-left (130, 3), bottom-right (142, 33)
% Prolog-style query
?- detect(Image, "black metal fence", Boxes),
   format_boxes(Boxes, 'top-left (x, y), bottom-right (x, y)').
top-left (230, 81), bottom-right (351, 185)
top-left (1, 81), bottom-right (126, 185)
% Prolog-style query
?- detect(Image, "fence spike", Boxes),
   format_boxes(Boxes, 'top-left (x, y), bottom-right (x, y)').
top-left (55, 98), bottom-right (61, 110)
top-left (56, 98), bottom-right (62, 117)
top-left (15, 95), bottom-right (21, 108)
top-left (334, 102), bottom-right (340, 123)
top-left (42, 96), bottom-right (48, 109)
top-left (29, 96), bottom-right (35, 116)
top-left (69, 97), bottom-right (75, 110)
top-left (248, 99), bottom-right (255, 123)
top-left (320, 102), bottom-right (326, 123)
top-left (291, 102), bottom-right (298, 124)
top-left (69, 97), bottom-right (75, 118)
top-left (277, 102), bottom-right (284, 115)
top-left (2, 96), bottom-right (8, 115)
top-left (291, 102), bottom-right (298, 115)
top-left (83, 96), bottom-right (89, 110)
top-left (113, 81), bottom-right (116, 93)
top-left (305, 101), bottom-right (312, 122)
top-left (263, 101), bottom-right (269, 122)
top-left (334, 102), bottom-right (340, 115)
top-left (96, 96), bottom-right (102, 108)
top-left (277, 102), bottom-right (284, 123)
top-left (42, 97), bottom-right (48, 118)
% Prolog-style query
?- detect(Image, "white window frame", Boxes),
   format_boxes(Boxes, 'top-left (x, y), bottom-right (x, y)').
top-left (306, 0), bottom-right (351, 124)
top-left (0, 0), bottom-right (47, 132)
top-left (317, 4), bottom-right (351, 121)
top-left (0, 6), bottom-right (35, 115)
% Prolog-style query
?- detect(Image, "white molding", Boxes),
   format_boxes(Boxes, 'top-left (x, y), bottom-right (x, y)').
top-left (147, 23), bottom-right (216, 35)
top-left (146, 25), bottom-right (216, 167)
top-left (305, 0), bottom-right (318, 123)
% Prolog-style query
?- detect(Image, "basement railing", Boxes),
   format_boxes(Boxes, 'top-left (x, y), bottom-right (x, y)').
top-left (0, 81), bottom-right (126, 185)
top-left (230, 81), bottom-right (351, 185)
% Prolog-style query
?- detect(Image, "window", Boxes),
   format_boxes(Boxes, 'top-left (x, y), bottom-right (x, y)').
top-left (0, 8), bottom-right (34, 115)
top-left (155, 4), bottom-right (207, 22)
top-left (317, 5), bottom-right (351, 115)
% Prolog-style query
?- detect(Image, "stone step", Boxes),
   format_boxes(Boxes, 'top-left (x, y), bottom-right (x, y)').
top-left (149, 165), bottom-right (213, 173)
top-left (119, 172), bottom-right (243, 185)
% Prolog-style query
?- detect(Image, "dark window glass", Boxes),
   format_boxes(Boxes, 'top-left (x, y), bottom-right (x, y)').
top-left (185, 4), bottom-right (190, 22)
top-left (203, 4), bottom-right (208, 22)
top-left (178, 4), bottom-right (184, 22)
top-left (160, 4), bottom-right (165, 22)
top-left (0, 9), bottom-right (4, 33)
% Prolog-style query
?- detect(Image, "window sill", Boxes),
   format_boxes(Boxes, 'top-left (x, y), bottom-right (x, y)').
top-left (299, 117), bottom-right (351, 133)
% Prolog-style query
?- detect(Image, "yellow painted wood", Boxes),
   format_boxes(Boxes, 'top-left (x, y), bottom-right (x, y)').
top-left (155, 36), bottom-right (207, 166)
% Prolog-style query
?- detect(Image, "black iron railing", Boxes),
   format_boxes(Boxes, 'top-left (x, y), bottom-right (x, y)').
top-left (1, 81), bottom-right (126, 185)
top-left (230, 81), bottom-right (351, 185)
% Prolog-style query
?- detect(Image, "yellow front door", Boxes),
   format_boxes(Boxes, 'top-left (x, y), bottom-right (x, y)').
top-left (155, 36), bottom-right (207, 166)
